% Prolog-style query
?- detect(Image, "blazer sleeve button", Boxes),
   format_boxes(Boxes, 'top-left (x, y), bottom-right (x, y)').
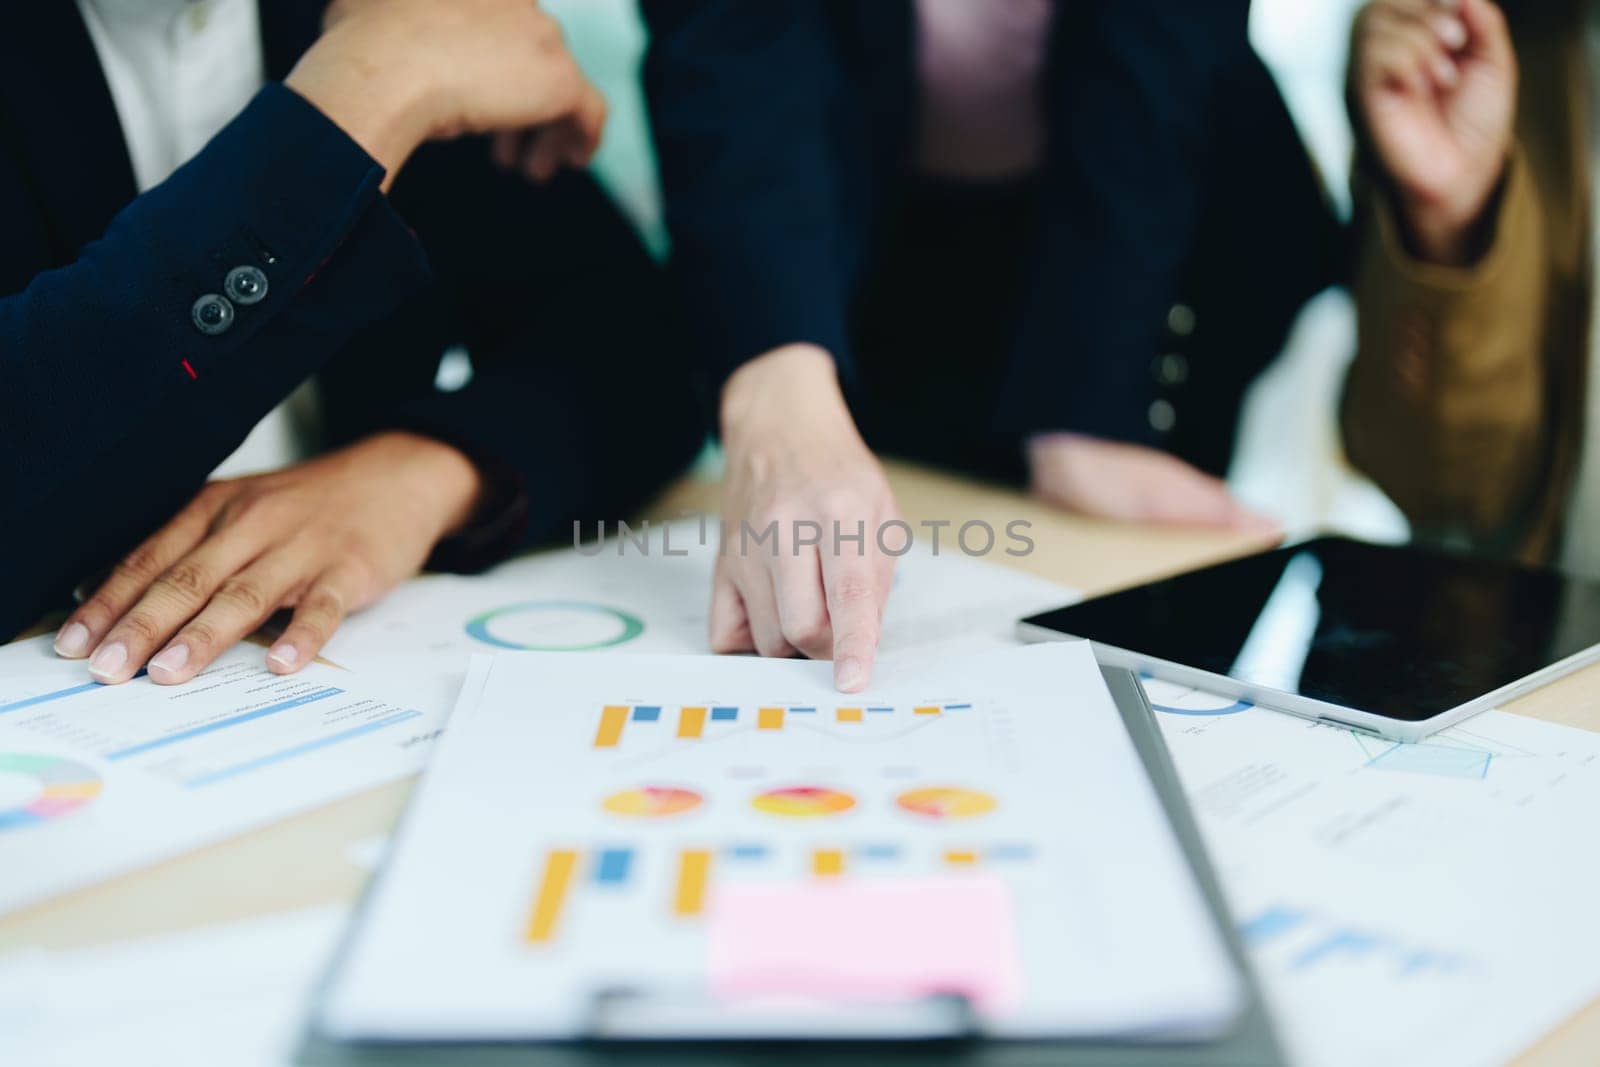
top-left (224, 265), bottom-right (269, 306)
top-left (191, 293), bottom-right (235, 335)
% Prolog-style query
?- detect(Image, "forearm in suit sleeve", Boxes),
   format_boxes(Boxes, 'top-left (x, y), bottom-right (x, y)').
top-left (641, 0), bottom-right (856, 397)
top-left (1341, 147), bottom-right (1550, 546)
top-left (0, 84), bottom-right (431, 637)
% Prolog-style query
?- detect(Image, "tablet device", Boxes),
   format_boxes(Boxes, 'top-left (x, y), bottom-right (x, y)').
top-left (1017, 536), bottom-right (1600, 741)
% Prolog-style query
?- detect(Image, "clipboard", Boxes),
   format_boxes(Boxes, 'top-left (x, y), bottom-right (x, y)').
top-left (298, 666), bottom-right (1284, 1066)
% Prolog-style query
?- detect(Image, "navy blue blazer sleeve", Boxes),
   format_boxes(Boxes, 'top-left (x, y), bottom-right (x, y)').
top-left (997, 1), bottom-right (1252, 443)
top-left (1, 84), bottom-right (431, 637)
top-left (642, 0), bottom-right (857, 397)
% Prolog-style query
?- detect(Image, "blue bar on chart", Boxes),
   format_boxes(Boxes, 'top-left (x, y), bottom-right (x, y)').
top-left (185, 709), bottom-right (421, 788)
top-left (108, 687), bottom-right (344, 761)
top-left (789, 706), bottom-right (817, 714)
top-left (1291, 930), bottom-right (1383, 972)
top-left (593, 847), bottom-right (634, 885)
top-left (856, 843), bottom-right (901, 861)
top-left (1240, 905), bottom-right (1308, 944)
top-left (724, 843), bottom-right (769, 861)
top-left (913, 702), bottom-right (974, 716)
top-left (711, 706), bottom-right (739, 722)
top-left (867, 706), bottom-right (894, 714)
top-left (0, 670), bottom-right (150, 716)
top-left (594, 704), bottom-right (665, 747)
top-left (987, 843), bottom-right (1036, 862)
top-left (0, 682), bottom-right (102, 716)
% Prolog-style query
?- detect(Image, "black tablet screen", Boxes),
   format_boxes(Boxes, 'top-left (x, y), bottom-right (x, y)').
top-left (1023, 537), bottom-right (1600, 721)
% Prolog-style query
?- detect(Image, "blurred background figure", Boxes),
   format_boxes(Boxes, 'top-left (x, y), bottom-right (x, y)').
top-left (1228, 0), bottom-right (1408, 543)
top-left (556, 0), bottom-right (1411, 548)
top-left (636, 0), bottom-right (1345, 687)
top-left (642, 0), bottom-right (1343, 524)
top-left (1342, 0), bottom-right (1597, 571)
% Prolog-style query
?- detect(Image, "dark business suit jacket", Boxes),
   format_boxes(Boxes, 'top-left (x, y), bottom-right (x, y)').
top-left (642, 0), bottom-right (1343, 475)
top-left (0, 3), bottom-right (702, 639)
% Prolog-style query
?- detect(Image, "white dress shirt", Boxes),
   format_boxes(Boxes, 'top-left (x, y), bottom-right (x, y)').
top-left (914, 0), bottom-right (1055, 180)
top-left (77, 0), bottom-right (318, 479)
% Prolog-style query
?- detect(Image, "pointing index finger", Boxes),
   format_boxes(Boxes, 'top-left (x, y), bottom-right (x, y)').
top-left (821, 543), bottom-right (889, 693)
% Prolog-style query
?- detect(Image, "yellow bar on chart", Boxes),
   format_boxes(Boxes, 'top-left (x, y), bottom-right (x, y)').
top-left (525, 849), bottom-right (579, 943)
top-left (677, 706), bottom-right (708, 739)
top-left (914, 705), bottom-right (941, 716)
top-left (944, 850), bottom-right (979, 867)
top-left (594, 705), bottom-right (629, 748)
top-left (835, 706), bottom-right (863, 723)
top-left (812, 849), bottom-right (845, 877)
top-left (758, 706), bottom-right (785, 731)
top-left (674, 849), bottom-right (713, 916)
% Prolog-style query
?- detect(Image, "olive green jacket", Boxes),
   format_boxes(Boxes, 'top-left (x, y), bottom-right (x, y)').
top-left (1343, 0), bottom-right (1590, 561)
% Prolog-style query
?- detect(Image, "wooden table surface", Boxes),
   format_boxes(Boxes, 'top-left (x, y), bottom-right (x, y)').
top-left (2, 459), bottom-right (1596, 1064)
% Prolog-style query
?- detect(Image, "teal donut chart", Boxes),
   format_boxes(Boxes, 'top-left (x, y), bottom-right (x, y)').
top-left (464, 601), bottom-right (646, 652)
top-left (1139, 674), bottom-right (1254, 716)
top-left (1149, 698), bottom-right (1254, 717)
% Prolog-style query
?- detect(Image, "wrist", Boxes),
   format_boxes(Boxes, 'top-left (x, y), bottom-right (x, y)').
top-left (284, 18), bottom-right (434, 186)
top-left (1403, 202), bottom-right (1483, 267)
top-left (369, 432), bottom-right (485, 540)
top-left (720, 344), bottom-right (850, 449)
top-left (1397, 162), bottom-right (1509, 268)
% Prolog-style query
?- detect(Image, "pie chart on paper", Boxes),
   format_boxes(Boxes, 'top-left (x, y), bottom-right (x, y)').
top-left (751, 785), bottom-right (857, 818)
top-left (601, 786), bottom-right (703, 818)
top-left (896, 785), bottom-right (998, 820)
top-left (0, 753), bottom-right (103, 832)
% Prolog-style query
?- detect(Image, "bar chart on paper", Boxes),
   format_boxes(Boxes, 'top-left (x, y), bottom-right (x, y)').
top-left (521, 835), bottom-right (1042, 943)
top-left (322, 647), bottom-right (1244, 1042)
top-left (511, 691), bottom-right (1029, 943)
top-left (591, 699), bottom-right (979, 749)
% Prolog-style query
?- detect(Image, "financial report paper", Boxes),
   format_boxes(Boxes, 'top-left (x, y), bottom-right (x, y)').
top-left (0, 638), bottom-right (458, 915)
top-left (1146, 676), bottom-right (1600, 1067)
top-left (321, 643), bottom-right (1241, 1041)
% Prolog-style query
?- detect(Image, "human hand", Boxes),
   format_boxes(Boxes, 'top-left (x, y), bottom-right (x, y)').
top-left (52, 433), bottom-right (482, 685)
top-left (715, 345), bottom-right (900, 692)
top-left (287, 0), bottom-right (605, 188)
top-left (1028, 434), bottom-right (1278, 532)
top-left (1351, 0), bottom-right (1517, 265)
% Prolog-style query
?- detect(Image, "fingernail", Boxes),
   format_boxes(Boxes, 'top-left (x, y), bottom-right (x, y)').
top-left (267, 643), bottom-right (299, 669)
top-left (149, 644), bottom-right (190, 680)
top-left (54, 622), bottom-right (90, 658)
top-left (1436, 15), bottom-right (1467, 48)
top-left (835, 656), bottom-right (866, 692)
top-left (88, 642), bottom-right (128, 680)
